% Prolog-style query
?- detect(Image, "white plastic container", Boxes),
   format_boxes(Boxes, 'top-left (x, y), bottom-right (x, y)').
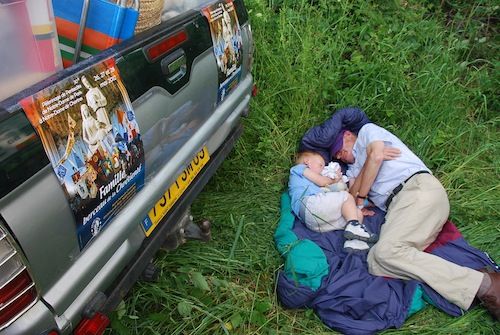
top-left (0, 0), bottom-right (62, 102)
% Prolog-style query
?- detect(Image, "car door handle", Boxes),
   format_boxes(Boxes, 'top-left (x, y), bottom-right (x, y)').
top-left (160, 49), bottom-right (187, 84)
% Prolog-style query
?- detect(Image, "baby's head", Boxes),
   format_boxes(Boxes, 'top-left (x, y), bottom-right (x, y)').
top-left (296, 151), bottom-right (325, 174)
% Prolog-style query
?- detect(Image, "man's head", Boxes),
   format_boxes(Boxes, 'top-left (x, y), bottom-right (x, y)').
top-left (331, 130), bottom-right (357, 164)
top-left (80, 104), bottom-right (91, 117)
top-left (296, 151), bottom-right (325, 174)
top-left (81, 75), bottom-right (91, 89)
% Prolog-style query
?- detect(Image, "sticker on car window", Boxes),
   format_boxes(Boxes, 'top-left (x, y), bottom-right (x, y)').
top-left (202, 0), bottom-right (243, 103)
top-left (20, 58), bottom-right (145, 250)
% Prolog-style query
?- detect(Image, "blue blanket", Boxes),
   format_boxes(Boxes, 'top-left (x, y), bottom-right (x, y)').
top-left (275, 193), bottom-right (498, 334)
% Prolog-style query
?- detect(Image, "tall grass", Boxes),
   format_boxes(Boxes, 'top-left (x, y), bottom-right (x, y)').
top-left (109, 0), bottom-right (499, 333)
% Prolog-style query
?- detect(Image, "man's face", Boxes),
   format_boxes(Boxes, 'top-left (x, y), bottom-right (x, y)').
top-left (336, 132), bottom-right (355, 164)
top-left (81, 76), bottom-right (91, 89)
top-left (306, 154), bottom-right (325, 174)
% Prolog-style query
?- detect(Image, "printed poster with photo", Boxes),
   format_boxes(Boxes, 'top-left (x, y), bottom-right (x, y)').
top-left (21, 58), bottom-right (145, 250)
top-left (202, 0), bottom-right (243, 103)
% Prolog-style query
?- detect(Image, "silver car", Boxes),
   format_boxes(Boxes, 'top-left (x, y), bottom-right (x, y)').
top-left (0, 0), bottom-right (253, 333)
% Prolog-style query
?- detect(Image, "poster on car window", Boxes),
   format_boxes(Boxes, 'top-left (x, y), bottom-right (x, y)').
top-left (20, 58), bottom-right (145, 250)
top-left (202, 0), bottom-right (243, 103)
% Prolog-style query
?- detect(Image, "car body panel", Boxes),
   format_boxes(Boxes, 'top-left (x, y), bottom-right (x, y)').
top-left (0, 0), bottom-right (252, 333)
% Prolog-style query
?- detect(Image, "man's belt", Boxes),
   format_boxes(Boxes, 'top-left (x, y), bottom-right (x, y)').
top-left (385, 171), bottom-right (430, 209)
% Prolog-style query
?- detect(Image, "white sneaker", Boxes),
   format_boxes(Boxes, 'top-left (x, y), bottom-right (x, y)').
top-left (344, 221), bottom-right (378, 243)
top-left (343, 239), bottom-right (370, 252)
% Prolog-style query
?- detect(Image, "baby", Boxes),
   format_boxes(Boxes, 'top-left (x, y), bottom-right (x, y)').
top-left (288, 151), bottom-right (377, 251)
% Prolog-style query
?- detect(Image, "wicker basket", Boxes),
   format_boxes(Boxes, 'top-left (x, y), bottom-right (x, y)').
top-left (134, 0), bottom-right (164, 34)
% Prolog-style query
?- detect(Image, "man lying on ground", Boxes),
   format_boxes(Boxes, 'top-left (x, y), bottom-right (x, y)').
top-left (331, 122), bottom-right (499, 319)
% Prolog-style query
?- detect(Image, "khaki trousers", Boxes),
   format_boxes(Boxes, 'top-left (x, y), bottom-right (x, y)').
top-left (367, 173), bottom-right (484, 310)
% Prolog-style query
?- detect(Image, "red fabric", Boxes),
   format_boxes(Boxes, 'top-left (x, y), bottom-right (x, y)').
top-left (425, 220), bottom-right (462, 253)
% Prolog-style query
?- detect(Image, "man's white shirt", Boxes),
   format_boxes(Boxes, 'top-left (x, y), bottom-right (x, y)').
top-left (346, 123), bottom-right (430, 211)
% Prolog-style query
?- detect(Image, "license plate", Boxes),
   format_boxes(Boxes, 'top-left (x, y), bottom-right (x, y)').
top-left (141, 147), bottom-right (210, 236)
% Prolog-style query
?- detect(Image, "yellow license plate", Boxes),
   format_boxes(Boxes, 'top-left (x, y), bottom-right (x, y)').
top-left (141, 147), bottom-right (210, 236)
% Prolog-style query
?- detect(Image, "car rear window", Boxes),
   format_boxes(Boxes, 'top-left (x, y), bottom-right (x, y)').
top-left (0, 111), bottom-right (49, 199)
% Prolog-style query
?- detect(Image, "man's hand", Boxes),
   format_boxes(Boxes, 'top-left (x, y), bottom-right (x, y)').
top-left (383, 146), bottom-right (401, 160)
top-left (361, 207), bottom-right (375, 216)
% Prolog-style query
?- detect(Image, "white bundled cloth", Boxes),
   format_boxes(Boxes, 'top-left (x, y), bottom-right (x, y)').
top-left (321, 162), bottom-right (348, 192)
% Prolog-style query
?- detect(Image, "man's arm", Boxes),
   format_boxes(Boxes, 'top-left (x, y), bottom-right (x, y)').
top-left (303, 168), bottom-right (335, 187)
top-left (349, 140), bottom-right (385, 205)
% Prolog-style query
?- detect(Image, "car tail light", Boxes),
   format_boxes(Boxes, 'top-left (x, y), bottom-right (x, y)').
top-left (144, 30), bottom-right (188, 62)
top-left (0, 225), bottom-right (38, 330)
top-left (74, 312), bottom-right (110, 335)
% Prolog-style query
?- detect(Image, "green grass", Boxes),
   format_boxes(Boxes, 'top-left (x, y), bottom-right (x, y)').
top-left (108, 0), bottom-right (499, 334)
